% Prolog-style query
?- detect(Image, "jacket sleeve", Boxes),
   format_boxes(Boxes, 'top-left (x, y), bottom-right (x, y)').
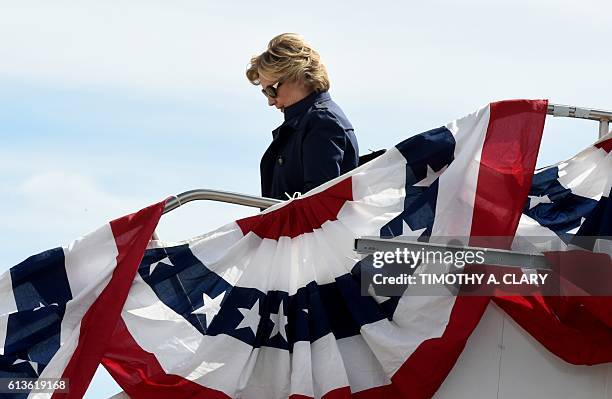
top-left (302, 110), bottom-right (349, 192)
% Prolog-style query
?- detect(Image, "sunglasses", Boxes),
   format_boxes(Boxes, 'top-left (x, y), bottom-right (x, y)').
top-left (261, 80), bottom-right (283, 98)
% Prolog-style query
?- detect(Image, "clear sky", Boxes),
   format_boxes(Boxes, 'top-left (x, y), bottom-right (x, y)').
top-left (1, 1), bottom-right (611, 397)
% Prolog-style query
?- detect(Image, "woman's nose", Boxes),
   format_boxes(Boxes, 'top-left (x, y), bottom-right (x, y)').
top-left (267, 96), bottom-right (276, 106)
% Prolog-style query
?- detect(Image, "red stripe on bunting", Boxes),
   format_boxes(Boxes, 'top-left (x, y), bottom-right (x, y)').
top-left (494, 250), bottom-right (612, 366)
top-left (236, 177), bottom-right (353, 239)
top-left (470, 99), bottom-right (548, 245)
top-left (53, 200), bottom-right (165, 399)
top-left (102, 318), bottom-right (230, 399)
top-left (595, 137), bottom-right (612, 153)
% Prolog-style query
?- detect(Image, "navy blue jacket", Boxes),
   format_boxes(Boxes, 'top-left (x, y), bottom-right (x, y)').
top-left (260, 91), bottom-right (359, 200)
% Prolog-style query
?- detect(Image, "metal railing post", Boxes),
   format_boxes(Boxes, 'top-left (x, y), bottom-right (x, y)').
top-left (599, 120), bottom-right (610, 139)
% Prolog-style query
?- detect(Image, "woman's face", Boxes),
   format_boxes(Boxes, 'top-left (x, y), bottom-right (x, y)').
top-left (259, 76), bottom-right (310, 113)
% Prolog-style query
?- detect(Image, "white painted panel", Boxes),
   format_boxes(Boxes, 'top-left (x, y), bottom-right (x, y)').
top-left (435, 303), bottom-right (611, 399)
top-left (498, 309), bottom-right (610, 399)
top-left (434, 303), bottom-right (503, 399)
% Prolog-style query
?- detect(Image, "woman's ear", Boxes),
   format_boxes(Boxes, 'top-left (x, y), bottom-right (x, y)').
top-left (301, 70), bottom-right (312, 85)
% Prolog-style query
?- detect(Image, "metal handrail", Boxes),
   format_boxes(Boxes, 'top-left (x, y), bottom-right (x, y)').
top-left (162, 189), bottom-right (281, 214)
top-left (547, 103), bottom-right (611, 138)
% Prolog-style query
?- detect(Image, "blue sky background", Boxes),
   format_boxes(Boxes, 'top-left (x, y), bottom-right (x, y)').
top-left (1, 0), bottom-right (611, 397)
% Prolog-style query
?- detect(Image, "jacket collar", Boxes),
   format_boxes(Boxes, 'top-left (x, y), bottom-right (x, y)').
top-left (283, 91), bottom-right (330, 122)
top-left (271, 91), bottom-right (331, 140)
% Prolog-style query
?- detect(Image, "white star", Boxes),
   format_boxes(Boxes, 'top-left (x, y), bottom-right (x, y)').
top-left (30, 361), bottom-right (39, 375)
top-left (402, 220), bottom-right (427, 238)
top-left (414, 164), bottom-right (447, 187)
top-left (528, 194), bottom-right (552, 210)
top-left (269, 301), bottom-right (288, 341)
top-left (192, 291), bottom-right (225, 327)
top-left (566, 217), bottom-right (586, 234)
top-left (368, 283), bottom-right (391, 304)
top-left (236, 299), bottom-right (261, 336)
top-left (33, 302), bottom-right (58, 311)
top-left (149, 256), bottom-right (172, 275)
top-left (12, 358), bottom-right (39, 375)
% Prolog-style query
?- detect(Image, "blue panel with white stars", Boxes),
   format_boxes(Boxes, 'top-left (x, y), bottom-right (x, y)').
top-left (138, 245), bottom-right (233, 336)
top-left (0, 247), bottom-right (73, 399)
top-left (138, 245), bottom-right (399, 353)
top-left (380, 127), bottom-right (456, 239)
top-left (523, 166), bottom-right (609, 248)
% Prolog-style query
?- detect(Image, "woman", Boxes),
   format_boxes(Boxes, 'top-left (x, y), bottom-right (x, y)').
top-left (246, 33), bottom-right (359, 200)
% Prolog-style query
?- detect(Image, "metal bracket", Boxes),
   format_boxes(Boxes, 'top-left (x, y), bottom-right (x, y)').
top-left (354, 237), bottom-right (551, 270)
top-left (547, 103), bottom-right (612, 138)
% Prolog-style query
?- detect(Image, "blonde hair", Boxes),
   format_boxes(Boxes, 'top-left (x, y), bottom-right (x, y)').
top-left (246, 33), bottom-right (330, 92)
